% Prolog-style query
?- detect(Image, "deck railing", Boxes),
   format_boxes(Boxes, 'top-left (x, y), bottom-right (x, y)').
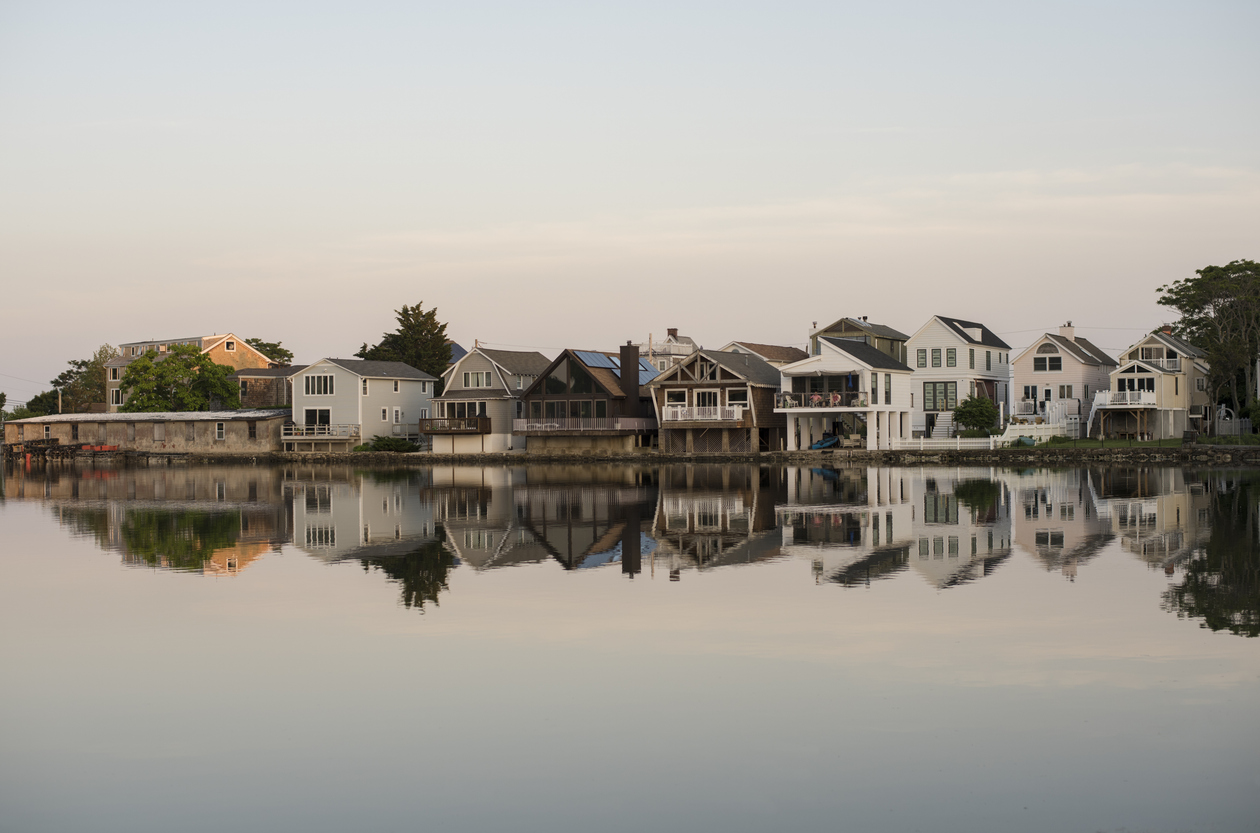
top-left (775, 392), bottom-right (867, 409)
top-left (283, 424), bottom-right (361, 438)
top-left (512, 417), bottom-right (656, 433)
top-left (1134, 357), bottom-right (1181, 371)
top-left (661, 405), bottom-right (746, 422)
top-left (1015, 399), bottom-right (1039, 416)
top-left (1104, 391), bottom-right (1158, 406)
top-left (418, 417), bottom-right (492, 434)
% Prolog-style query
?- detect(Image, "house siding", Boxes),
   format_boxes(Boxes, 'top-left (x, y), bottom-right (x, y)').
top-left (907, 319), bottom-right (1010, 433)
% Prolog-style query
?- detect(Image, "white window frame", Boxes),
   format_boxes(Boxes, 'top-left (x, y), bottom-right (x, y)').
top-left (225, 340), bottom-right (236, 351)
top-left (666, 390), bottom-right (687, 405)
top-left (111, 389), bottom-right (123, 405)
top-left (304, 374), bottom-right (334, 395)
top-left (393, 380), bottom-right (400, 393)
top-left (110, 367), bottom-right (119, 381)
top-left (393, 408), bottom-right (401, 424)
top-left (362, 379), bottom-right (368, 395)
top-left (381, 408), bottom-right (388, 421)
top-left (215, 422), bottom-right (225, 440)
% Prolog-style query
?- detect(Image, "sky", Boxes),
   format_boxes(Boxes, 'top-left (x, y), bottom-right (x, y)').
top-left (1, 1), bottom-right (1257, 406)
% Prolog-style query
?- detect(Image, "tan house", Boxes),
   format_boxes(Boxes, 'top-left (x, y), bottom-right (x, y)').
top-left (1011, 323), bottom-right (1116, 426)
top-left (4, 410), bottom-right (288, 453)
top-left (106, 333), bottom-right (276, 412)
top-left (1093, 328), bottom-right (1210, 439)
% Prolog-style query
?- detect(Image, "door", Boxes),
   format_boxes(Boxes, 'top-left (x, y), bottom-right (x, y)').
top-left (304, 409), bottom-right (331, 428)
top-left (696, 390), bottom-right (719, 416)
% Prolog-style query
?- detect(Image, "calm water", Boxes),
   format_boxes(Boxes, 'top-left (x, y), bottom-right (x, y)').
top-left (1, 461), bottom-right (1257, 833)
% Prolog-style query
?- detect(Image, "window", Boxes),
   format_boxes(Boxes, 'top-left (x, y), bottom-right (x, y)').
top-left (240, 380), bottom-right (249, 397)
top-left (464, 371), bottom-right (493, 388)
top-left (1058, 385), bottom-right (1073, 399)
top-left (666, 390), bottom-right (686, 404)
top-left (247, 421), bottom-right (257, 439)
top-left (969, 348), bottom-right (975, 369)
top-left (697, 360), bottom-right (716, 381)
top-left (362, 379), bottom-right (368, 395)
top-left (1175, 377), bottom-right (1179, 395)
top-left (420, 408), bottom-right (429, 419)
top-left (986, 350), bottom-right (991, 371)
top-left (304, 374), bottom-right (334, 395)
top-left (1083, 384), bottom-right (1090, 400)
top-left (110, 367), bottom-right (119, 381)
top-left (885, 373), bottom-right (891, 400)
top-left (154, 422), bottom-right (164, 441)
top-left (1196, 377), bottom-right (1205, 391)
top-left (931, 348), bottom-right (941, 367)
top-left (225, 340), bottom-right (236, 351)
top-left (382, 408), bottom-right (388, 421)
top-left (946, 348), bottom-right (956, 367)
top-left (393, 408), bottom-right (401, 424)
top-left (71, 424), bottom-right (79, 441)
top-left (924, 382), bottom-right (957, 411)
top-left (111, 389), bottom-right (123, 405)
top-left (727, 389), bottom-right (748, 404)
top-left (917, 349), bottom-right (927, 368)
top-left (871, 373), bottom-right (879, 405)
top-left (393, 380), bottom-right (400, 393)
top-left (1033, 357), bottom-right (1062, 372)
top-left (517, 376), bottom-right (523, 389)
top-left (44, 425), bottom-right (51, 439)
top-left (215, 422), bottom-right (225, 440)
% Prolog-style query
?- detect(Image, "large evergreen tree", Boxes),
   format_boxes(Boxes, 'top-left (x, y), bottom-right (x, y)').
top-left (356, 302), bottom-right (451, 393)
top-left (1158, 260), bottom-right (1260, 414)
top-left (120, 343), bottom-right (241, 412)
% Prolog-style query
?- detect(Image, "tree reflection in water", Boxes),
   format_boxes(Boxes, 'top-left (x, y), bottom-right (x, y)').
top-left (358, 531), bottom-right (456, 613)
top-left (1163, 472), bottom-right (1260, 637)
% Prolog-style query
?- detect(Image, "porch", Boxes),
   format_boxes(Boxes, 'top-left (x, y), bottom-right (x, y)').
top-left (661, 405), bottom-right (749, 426)
top-left (512, 417), bottom-right (656, 435)
top-left (419, 417), bottom-right (493, 435)
top-left (281, 423), bottom-right (361, 453)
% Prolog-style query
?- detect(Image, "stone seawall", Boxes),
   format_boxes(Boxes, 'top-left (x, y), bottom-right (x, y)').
top-left (8, 443), bottom-right (1259, 469)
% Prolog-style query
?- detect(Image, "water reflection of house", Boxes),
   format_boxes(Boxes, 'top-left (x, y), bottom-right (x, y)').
top-left (777, 466), bottom-right (916, 585)
top-left (286, 468), bottom-right (438, 562)
top-left (777, 466), bottom-right (1013, 588)
top-left (6, 466), bottom-right (290, 575)
top-left (1008, 468), bottom-right (1113, 580)
top-left (1091, 467), bottom-right (1212, 570)
top-left (650, 465), bottom-right (785, 577)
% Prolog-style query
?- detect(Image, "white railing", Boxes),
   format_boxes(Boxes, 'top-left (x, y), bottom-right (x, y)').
top-left (662, 405), bottom-right (746, 422)
top-left (891, 437), bottom-right (998, 450)
top-left (776, 392), bottom-right (868, 409)
top-left (283, 424), bottom-right (361, 438)
top-left (1015, 399), bottom-right (1039, 416)
top-left (1135, 356), bottom-right (1181, 371)
top-left (1104, 390), bottom-right (1158, 406)
top-left (512, 417), bottom-right (657, 432)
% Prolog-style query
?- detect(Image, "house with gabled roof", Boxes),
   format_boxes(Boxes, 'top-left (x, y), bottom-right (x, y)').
top-left (286, 358), bottom-right (436, 452)
top-left (775, 336), bottom-right (915, 450)
top-left (905, 315), bottom-right (1012, 437)
top-left (635, 327), bottom-right (697, 373)
top-left (649, 348), bottom-right (787, 452)
top-left (1012, 323), bottom-right (1116, 426)
top-left (422, 347), bottom-right (550, 453)
top-left (106, 332), bottom-right (276, 412)
top-left (1091, 327), bottom-right (1210, 440)
top-left (808, 317), bottom-right (910, 364)
top-left (513, 344), bottom-right (660, 452)
top-left (718, 341), bottom-right (809, 368)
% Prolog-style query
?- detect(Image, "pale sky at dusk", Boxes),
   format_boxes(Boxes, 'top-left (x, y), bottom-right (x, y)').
top-left (1, 1), bottom-right (1256, 404)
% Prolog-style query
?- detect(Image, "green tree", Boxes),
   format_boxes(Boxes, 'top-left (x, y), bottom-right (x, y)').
top-left (358, 534), bottom-right (455, 613)
top-left (24, 390), bottom-right (59, 416)
top-left (244, 338), bottom-right (293, 366)
top-left (953, 395), bottom-right (999, 431)
top-left (356, 302), bottom-right (451, 393)
top-left (0, 392), bottom-right (6, 411)
top-left (1158, 260), bottom-right (1260, 415)
top-left (50, 343), bottom-right (117, 412)
top-left (120, 343), bottom-right (241, 412)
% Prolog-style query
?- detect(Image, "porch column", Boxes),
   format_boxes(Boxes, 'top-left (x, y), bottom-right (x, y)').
top-left (866, 410), bottom-right (878, 450)
top-left (787, 415), bottom-right (798, 451)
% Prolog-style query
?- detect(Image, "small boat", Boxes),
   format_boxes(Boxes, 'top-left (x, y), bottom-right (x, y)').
top-left (810, 434), bottom-right (840, 450)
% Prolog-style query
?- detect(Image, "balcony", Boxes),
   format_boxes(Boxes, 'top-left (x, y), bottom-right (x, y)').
top-left (1100, 391), bottom-right (1158, 407)
top-left (419, 417), bottom-right (492, 434)
top-left (512, 417), bottom-right (656, 434)
top-left (661, 405), bottom-right (747, 423)
top-left (775, 391), bottom-right (868, 410)
top-left (1134, 356), bottom-right (1181, 372)
top-left (283, 424), bottom-right (361, 439)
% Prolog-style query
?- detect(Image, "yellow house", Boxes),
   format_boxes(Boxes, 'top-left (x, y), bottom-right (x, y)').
top-left (1093, 328), bottom-right (1210, 440)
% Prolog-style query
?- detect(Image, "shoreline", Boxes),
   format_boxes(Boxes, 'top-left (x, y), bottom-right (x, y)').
top-left (6, 443), bottom-right (1260, 468)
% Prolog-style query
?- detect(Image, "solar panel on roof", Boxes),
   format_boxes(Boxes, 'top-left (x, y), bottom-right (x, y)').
top-left (573, 350), bottom-right (617, 369)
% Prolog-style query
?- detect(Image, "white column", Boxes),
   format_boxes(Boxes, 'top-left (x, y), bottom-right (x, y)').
top-left (866, 410), bottom-right (878, 450)
top-left (787, 415), bottom-right (798, 451)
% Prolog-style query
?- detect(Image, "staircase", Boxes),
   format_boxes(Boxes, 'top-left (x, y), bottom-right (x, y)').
top-left (931, 413), bottom-right (955, 439)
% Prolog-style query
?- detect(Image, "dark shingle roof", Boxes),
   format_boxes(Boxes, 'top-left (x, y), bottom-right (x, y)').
top-left (821, 337), bottom-right (913, 371)
top-left (324, 359), bottom-right (437, 381)
top-left (232, 365), bottom-right (307, 378)
top-left (1071, 337), bottom-right (1117, 366)
top-left (935, 316), bottom-right (1011, 349)
top-left (480, 348), bottom-right (552, 377)
top-left (726, 342), bottom-right (809, 364)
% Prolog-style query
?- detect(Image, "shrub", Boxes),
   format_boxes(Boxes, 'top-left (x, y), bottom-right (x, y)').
top-left (367, 436), bottom-right (421, 453)
top-left (954, 395), bottom-right (999, 431)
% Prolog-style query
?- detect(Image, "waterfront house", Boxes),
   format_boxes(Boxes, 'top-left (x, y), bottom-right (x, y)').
top-left (774, 336), bottom-right (915, 450)
top-left (1092, 328), bottom-right (1210, 440)
top-left (905, 316), bottom-right (1012, 437)
top-left (513, 344), bottom-right (659, 452)
top-left (287, 359), bottom-right (436, 452)
top-left (649, 348), bottom-right (786, 452)
top-left (807, 317), bottom-right (910, 364)
top-left (635, 327), bottom-right (697, 373)
top-left (718, 341), bottom-right (809, 368)
top-left (424, 348), bottom-right (550, 453)
top-left (1011, 323), bottom-right (1116, 430)
top-left (233, 365), bottom-right (306, 409)
top-left (3, 409), bottom-right (288, 453)
top-left (106, 333), bottom-right (275, 412)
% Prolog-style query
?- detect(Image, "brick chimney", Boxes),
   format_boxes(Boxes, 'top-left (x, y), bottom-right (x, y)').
top-left (1161, 324), bottom-right (1173, 335)
top-left (1059, 321), bottom-right (1075, 341)
top-left (667, 328), bottom-right (678, 340)
top-left (619, 341), bottom-right (640, 417)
